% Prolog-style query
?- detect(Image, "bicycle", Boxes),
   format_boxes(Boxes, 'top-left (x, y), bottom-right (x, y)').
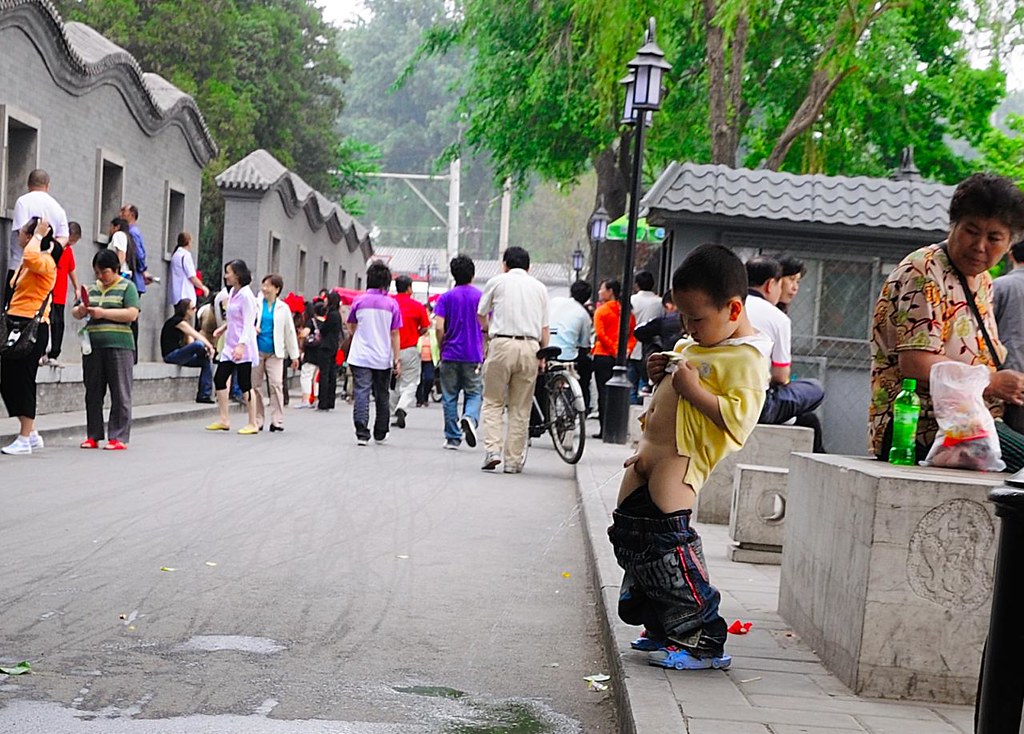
top-left (528, 345), bottom-right (588, 464)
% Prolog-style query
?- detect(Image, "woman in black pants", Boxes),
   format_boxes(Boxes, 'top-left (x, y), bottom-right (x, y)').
top-left (1, 216), bottom-right (56, 455)
top-left (317, 291), bottom-right (342, 411)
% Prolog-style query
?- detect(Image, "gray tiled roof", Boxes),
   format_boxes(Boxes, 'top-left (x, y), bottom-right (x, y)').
top-left (216, 149), bottom-right (372, 253)
top-left (0, 1), bottom-right (217, 164)
top-left (372, 247), bottom-right (571, 287)
top-left (643, 162), bottom-right (956, 233)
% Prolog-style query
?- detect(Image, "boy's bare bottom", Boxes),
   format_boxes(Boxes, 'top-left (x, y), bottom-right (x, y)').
top-left (617, 375), bottom-right (695, 514)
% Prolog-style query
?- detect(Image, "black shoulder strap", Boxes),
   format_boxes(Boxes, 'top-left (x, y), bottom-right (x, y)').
top-left (941, 243), bottom-right (1003, 370)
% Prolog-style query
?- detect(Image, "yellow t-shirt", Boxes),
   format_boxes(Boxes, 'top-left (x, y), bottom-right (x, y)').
top-left (669, 335), bottom-right (770, 492)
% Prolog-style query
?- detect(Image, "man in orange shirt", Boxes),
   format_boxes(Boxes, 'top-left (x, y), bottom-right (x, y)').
top-left (592, 279), bottom-right (635, 439)
top-left (391, 275), bottom-right (431, 428)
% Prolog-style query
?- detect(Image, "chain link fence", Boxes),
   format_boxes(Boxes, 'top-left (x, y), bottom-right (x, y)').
top-left (725, 236), bottom-right (896, 455)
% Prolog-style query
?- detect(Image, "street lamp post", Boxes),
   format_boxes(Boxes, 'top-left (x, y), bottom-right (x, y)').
top-left (603, 17), bottom-right (671, 446)
top-left (588, 196), bottom-right (610, 297)
top-left (572, 246), bottom-right (585, 282)
top-left (418, 256), bottom-right (437, 300)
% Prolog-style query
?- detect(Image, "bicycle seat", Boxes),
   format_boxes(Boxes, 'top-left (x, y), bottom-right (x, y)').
top-left (536, 346), bottom-right (562, 361)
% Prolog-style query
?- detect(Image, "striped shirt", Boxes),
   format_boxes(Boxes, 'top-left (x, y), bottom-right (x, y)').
top-left (85, 277), bottom-right (140, 350)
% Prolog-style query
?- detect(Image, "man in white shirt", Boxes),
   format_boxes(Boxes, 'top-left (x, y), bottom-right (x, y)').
top-left (477, 246), bottom-right (550, 473)
top-left (629, 270), bottom-right (664, 402)
top-left (745, 255), bottom-right (826, 452)
top-left (7, 169), bottom-right (69, 299)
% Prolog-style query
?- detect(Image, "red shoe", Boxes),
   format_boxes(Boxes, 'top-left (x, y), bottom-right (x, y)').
top-left (104, 439), bottom-right (128, 451)
top-left (80, 438), bottom-right (99, 449)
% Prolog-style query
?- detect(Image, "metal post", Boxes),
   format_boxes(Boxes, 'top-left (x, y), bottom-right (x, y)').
top-left (603, 123), bottom-right (646, 445)
top-left (976, 478), bottom-right (1024, 733)
top-left (591, 240), bottom-right (601, 296)
top-left (447, 158), bottom-right (460, 265)
top-left (498, 177), bottom-right (511, 258)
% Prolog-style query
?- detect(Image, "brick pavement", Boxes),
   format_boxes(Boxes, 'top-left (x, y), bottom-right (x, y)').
top-left (576, 444), bottom-right (977, 734)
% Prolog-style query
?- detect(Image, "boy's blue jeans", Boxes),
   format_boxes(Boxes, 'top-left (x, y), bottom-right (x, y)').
top-left (439, 360), bottom-right (482, 442)
top-left (164, 343), bottom-right (213, 399)
top-left (608, 486), bottom-right (728, 657)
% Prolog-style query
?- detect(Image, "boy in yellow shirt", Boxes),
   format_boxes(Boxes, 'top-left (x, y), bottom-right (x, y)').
top-left (609, 244), bottom-right (770, 671)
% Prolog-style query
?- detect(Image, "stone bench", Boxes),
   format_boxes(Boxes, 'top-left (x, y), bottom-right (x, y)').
top-left (778, 453), bottom-right (1003, 704)
top-left (728, 464), bottom-right (788, 564)
top-left (695, 424), bottom-right (814, 525)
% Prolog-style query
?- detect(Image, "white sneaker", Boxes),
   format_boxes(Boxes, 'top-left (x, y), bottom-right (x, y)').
top-left (28, 431), bottom-right (44, 450)
top-left (374, 434), bottom-right (389, 445)
top-left (2, 436), bottom-right (32, 455)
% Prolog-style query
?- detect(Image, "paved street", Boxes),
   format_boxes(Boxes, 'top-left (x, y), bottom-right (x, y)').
top-left (0, 402), bottom-right (616, 732)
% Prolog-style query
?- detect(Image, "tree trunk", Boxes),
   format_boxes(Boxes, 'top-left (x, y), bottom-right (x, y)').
top-left (590, 136), bottom-right (631, 286)
top-left (704, 0), bottom-right (748, 166)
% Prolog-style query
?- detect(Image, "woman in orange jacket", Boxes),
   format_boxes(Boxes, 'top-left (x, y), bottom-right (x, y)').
top-left (592, 278), bottom-right (635, 439)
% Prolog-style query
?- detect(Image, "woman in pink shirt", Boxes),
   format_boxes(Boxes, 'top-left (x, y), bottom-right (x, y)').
top-left (206, 259), bottom-right (260, 435)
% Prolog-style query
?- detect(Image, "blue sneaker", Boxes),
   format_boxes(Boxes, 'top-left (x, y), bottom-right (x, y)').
top-left (630, 631), bottom-right (667, 652)
top-left (648, 646), bottom-right (731, 671)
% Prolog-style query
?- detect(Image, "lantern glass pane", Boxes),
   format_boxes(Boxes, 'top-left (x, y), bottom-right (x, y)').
top-left (633, 65), bottom-right (651, 105)
top-left (648, 67), bottom-right (663, 106)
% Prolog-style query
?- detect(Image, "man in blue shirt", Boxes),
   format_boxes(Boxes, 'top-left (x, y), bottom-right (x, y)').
top-left (547, 280), bottom-right (594, 414)
top-left (120, 203), bottom-right (151, 294)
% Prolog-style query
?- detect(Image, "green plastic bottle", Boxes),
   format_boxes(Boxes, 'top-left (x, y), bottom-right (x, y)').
top-left (888, 378), bottom-right (921, 466)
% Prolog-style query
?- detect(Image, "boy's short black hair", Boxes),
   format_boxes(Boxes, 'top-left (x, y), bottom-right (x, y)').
top-left (569, 280), bottom-right (592, 304)
top-left (394, 274), bottom-right (413, 293)
top-left (745, 256), bottom-right (782, 288)
top-left (366, 260), bottom-right (392, 290)
top-left (672, 244), bottom-right (748, 308)
top-left (503, 246), bottom-right (530, 271)
top-left (634, 270), bottom-right (655, 292)
top-left (450, 254), bottom-right (475, 285)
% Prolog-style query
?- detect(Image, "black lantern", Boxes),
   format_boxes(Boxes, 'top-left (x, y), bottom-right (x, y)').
top-left (572, 247), bottom-right (584, 281)
top-left (626, 18), bottom-right (671, 112)
top-left (588, 195), bottom-right (610, 294)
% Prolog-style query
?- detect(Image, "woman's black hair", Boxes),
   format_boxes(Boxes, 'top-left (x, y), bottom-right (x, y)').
top-left (172, 299), bottom-right (193, 319)
top-left (949, 173), bottom-right (1024, 232)
top-left (225, 259), bottom-right (252, 287)
top-left (601, 279), bottom-right (622, 301)
top-left (326, 291), bottom-right (341, 311)
top-left (93, 247), bottom-right (120, 273)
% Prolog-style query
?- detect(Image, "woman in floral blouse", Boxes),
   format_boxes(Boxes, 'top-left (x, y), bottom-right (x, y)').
top-left (870, 173), bottom-right (1024, 469)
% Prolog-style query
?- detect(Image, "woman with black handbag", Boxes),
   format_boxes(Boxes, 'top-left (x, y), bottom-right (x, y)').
top-left (1, 216), bottom-right (56, 456)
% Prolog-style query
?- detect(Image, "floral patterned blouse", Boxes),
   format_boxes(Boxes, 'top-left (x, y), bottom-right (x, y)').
top-left (869, 243), bottom-right (1006, 456)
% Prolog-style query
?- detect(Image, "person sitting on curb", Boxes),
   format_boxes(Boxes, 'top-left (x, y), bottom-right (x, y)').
top-left (161, 299), bottom-right (215, 404)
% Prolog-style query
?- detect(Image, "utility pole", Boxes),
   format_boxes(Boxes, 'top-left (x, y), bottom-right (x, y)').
top-left (498, 177), bottom-right (511, 259)
top-left (446, 158), bottom-right (461, 266)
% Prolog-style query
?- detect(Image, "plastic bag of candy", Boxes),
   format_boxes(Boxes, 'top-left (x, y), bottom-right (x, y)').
top-left (923, 362), bottom-right (1004, 471)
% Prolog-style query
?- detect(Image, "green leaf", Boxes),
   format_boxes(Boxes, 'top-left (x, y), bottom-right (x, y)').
top-left (0, 661), bottom-right (31, 676)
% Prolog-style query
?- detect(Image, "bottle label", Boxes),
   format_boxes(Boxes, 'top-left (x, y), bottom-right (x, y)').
top-left (891, 409), bottom-right (919, 446)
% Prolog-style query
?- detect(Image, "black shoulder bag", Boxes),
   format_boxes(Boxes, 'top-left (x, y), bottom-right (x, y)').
top-left (941, 243), bottom-right (1003, 370)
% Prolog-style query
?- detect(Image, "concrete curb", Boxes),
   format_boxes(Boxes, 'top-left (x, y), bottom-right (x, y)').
top-left (575, 450), bottom-right (689, 734)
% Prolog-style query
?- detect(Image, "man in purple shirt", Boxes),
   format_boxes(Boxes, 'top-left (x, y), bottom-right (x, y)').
top-left (347, 261), bottom-right (402, 445)
top-left (434, 255), bottom-right (485, 449)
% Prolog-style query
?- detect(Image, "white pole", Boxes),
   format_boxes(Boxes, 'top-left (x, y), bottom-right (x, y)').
top-left (447, 158), bottom-right (460, 265)
top-left (498, 177), bottom-right (512, 258)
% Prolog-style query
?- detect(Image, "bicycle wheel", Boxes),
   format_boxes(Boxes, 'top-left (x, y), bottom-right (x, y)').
top-left (547, 373), bottom-right (586, 464)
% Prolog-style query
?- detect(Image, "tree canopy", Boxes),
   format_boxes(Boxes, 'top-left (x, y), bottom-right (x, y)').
top-left (421, 0), bottom-right (1020, 219)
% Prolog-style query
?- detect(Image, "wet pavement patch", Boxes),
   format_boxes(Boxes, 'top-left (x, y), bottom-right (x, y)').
top-left (392, 685), bottom-right (466, 699)
top-left (444, 701), bottom-right (551, 733)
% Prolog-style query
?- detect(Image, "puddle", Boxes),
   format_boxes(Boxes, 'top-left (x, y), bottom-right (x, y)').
top-left (392, 685), bottom-right (466, 699)
top-left (173, 636), bottom-right (285, 654)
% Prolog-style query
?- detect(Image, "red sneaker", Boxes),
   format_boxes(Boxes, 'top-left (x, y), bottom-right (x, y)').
top-left (80, 438), bottom-right (99, 449)
top-left (104, 439), bottom-right (128, 451)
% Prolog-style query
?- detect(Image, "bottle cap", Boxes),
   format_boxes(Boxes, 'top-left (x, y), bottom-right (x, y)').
top-left (902, 378), bottom-right (917, 391)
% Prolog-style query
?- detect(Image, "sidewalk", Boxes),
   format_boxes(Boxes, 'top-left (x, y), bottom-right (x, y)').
top-left (576, 444), bottom-right (977, 734)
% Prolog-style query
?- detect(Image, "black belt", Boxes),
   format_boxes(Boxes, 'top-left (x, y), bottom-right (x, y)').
top-left (494, 334), bottom-right (537, 341)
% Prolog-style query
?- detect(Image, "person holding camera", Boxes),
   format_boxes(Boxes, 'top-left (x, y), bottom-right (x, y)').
top-left (1, 216), bottom-right (56, 455)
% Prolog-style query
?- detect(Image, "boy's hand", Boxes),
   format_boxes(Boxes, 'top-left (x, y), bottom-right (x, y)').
top-left (671, 359), bottom-right (702, 400)
top-left (647, 353), bottom-right (670, 383)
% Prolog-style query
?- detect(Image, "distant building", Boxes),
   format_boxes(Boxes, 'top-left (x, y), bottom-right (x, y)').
top-left (0, 0), bottom-right (217, 361)
top-left (643, 159), bottom-right (955, 454)
top-left (217, 150), bottom-right (372, 298)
